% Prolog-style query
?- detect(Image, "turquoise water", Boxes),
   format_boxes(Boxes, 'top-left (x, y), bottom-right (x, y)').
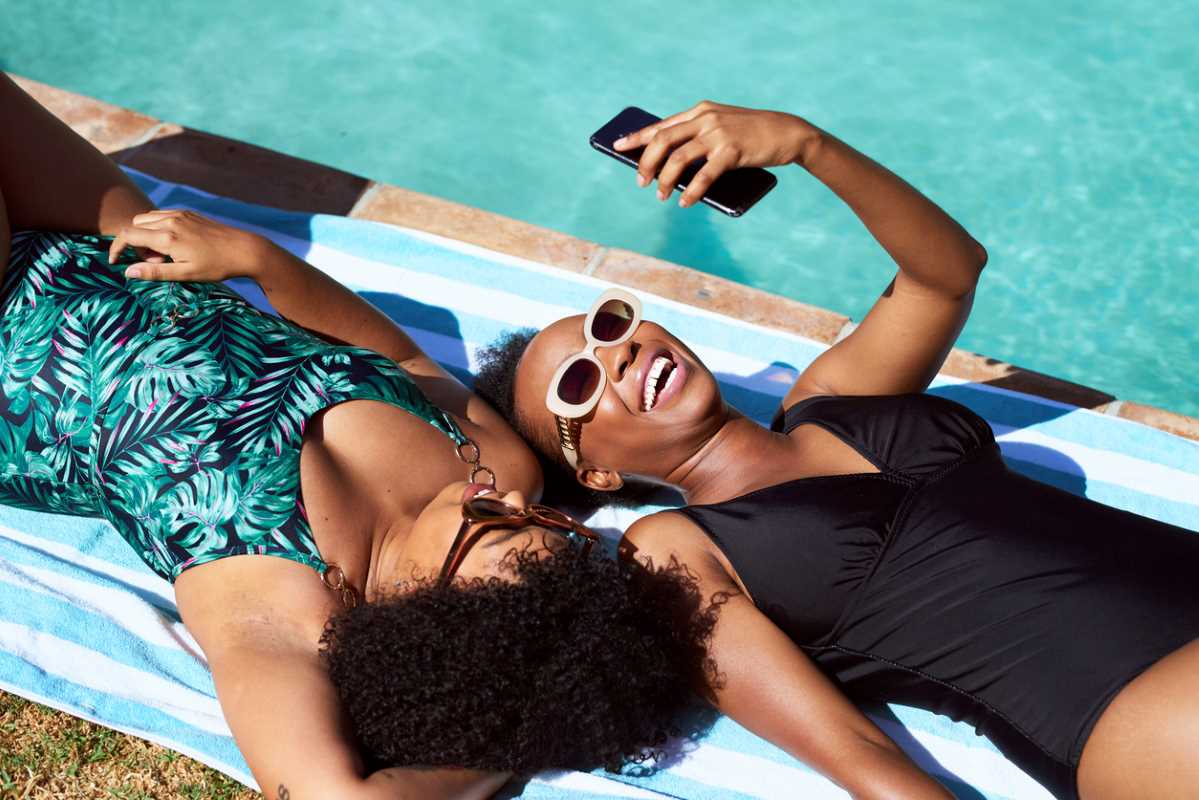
top-left (2, 1), bottom-right (1195, 414)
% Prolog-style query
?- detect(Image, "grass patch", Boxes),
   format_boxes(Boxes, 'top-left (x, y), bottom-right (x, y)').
top-left (0, 691), bottom-right (258, 799)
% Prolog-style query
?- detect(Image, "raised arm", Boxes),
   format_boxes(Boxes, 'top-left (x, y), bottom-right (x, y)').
top-left (622, 514), bottom-right (954, 800)
top-left (0, 73), bottom-right (153, 239)
top-left (614, 101), bottom-right (987, 402)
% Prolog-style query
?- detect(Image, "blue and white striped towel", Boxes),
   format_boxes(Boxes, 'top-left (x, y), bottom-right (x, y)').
top-left (1, 169), bottom-right (1196, 799)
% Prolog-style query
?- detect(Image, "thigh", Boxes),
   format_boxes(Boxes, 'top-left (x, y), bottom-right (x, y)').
top-left (1077, 638), bottom-right (1199, 800)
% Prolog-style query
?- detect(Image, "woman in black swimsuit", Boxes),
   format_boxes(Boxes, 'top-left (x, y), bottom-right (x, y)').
top-left (480, 101), bottom-right (1199, 799)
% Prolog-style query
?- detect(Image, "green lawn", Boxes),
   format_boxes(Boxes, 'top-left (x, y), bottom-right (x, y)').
top-left (0, 691), bottom-right (257, 800)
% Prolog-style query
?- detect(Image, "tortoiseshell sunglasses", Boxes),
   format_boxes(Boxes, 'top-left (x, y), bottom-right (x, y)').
top-left (437, 497), bottom-right (600, 585)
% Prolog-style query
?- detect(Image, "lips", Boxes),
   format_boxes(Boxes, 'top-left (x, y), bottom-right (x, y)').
top-left (462, 482), bottom-right (495, 503)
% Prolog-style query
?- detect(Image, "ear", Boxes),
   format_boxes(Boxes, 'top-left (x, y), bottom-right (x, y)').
top-left (576, 464), bottom-right (624, 492)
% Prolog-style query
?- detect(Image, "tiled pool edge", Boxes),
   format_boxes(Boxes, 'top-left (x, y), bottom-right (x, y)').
top-left (13, 74), bottom-right (1197, 443)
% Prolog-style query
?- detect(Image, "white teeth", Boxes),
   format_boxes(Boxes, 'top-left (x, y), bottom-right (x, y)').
top-left (662, 364), bottom-right (679, 394)
top-left (642, 355), bottom-right (673, 411)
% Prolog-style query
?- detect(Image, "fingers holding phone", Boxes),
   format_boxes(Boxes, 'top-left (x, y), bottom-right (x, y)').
top-left (591, 103), bottom-right (800, 216)
top-left (619, 102), bottom-right (815, 200)
top-left (613, 100), bottom-right (735, 203)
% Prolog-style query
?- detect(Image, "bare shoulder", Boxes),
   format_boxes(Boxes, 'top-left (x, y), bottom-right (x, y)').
top-left (623, 510), bottom-right (706, 550)
top-left (622, 511), bottom-right (750, 598)
top-left (174, 555), bottom-right (341, 657)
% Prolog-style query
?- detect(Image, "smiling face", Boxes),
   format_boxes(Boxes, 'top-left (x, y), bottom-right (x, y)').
top-left (513, 313), bottom-right (727, 489)
top-left (374, 481), bottom-right (572, 594)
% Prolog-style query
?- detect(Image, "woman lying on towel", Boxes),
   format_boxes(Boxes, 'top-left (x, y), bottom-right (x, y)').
top-left (0, 74), bottom-right (719, 799)
top-left (478, 101), bottom-right (1199, 800)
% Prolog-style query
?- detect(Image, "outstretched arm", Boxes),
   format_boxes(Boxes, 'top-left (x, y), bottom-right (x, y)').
top-left (623, 514), bottom-right (954, 800)
top-left (614, 101), bottom-right (987, 401)
top-left (205, 639), bottom-right (508, 800)
top-left (177, 563), bottom-right (509, 800)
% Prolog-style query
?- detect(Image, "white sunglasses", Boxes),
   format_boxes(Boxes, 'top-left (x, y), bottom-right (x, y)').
top-left (544, 288), bottom-right (643, 468)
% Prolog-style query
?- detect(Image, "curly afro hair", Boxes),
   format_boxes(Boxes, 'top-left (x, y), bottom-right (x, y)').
top-left (471, 329), bottom-right (665, 515)
top-left (320, 545), bottom-right (721, 775)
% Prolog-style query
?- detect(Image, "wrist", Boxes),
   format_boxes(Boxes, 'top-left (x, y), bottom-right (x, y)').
top-left (789, 117), bottom-right (825, 169)
top-left (242, 232), bottom-right (286, 283)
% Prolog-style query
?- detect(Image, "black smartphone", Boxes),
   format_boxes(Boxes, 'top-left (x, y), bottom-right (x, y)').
top-left (589, 106), bottom-right (777, 217)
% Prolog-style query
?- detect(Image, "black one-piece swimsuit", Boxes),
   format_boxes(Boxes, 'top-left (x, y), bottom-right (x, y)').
top-left (676, 393), bottom-right (1199, 800)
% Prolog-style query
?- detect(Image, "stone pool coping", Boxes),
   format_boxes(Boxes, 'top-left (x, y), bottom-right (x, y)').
top-left (11, 74), bottom-right (1197, 443)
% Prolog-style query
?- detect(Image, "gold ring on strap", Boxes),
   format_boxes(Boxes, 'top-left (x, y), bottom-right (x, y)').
top-left (455, 440), bottom-right (481, 464)
top-left (321, 564), bottom-right (359, 609)
top-left (454, 438), bottom-right (495, 486)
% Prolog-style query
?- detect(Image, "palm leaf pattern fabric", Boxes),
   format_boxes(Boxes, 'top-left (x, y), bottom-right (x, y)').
top-left (0, 232), bottom-right (465, 581)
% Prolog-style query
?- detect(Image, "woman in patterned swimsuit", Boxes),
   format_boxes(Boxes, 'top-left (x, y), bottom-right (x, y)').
top-left (0, 75), bottom-right (714, 799)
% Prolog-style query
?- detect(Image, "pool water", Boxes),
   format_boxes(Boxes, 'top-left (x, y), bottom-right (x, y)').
top-left (3, 0), bottom-right (1195, 414)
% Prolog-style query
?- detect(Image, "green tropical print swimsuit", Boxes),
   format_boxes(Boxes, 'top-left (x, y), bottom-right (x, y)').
top-left (0, 231), bottom-right (466, 582)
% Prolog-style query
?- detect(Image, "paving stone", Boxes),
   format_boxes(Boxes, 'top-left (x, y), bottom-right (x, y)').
top-left (1117, 402), bottom-right (1199, 442)
top-left (351, 183), bottom-right (600, 273)
top-left (940, 350), bottom-right (1117, 409)
top-left (10, 74), bottom-right (161, 154)
top-left (119, 127), bottom-right (369, 215)
top-left (593, 247), bottom-right (849, 343)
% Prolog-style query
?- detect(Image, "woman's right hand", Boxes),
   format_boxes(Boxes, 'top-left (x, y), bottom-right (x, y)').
top-left (107, 209), bottom-right (272, 282)
top-left (612, 100), bottom-right (821, 207)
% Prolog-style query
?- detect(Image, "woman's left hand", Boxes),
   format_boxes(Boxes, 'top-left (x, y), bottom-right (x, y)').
top-left (107, 209), bottom-right (270, 281)
top-left (613, 101), bottom-right (820, 207)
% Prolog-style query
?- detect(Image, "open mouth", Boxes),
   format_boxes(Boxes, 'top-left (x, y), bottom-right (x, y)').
top-left (462, 482), bottom-right (496, 503)
top-left (641, 351), bottom-right (679, 411)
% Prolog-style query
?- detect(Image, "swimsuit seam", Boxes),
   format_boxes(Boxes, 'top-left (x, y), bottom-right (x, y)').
top-left (819, 444), bottom-right (997, 647)
top-left (787, 418), bottom-right (905, 482)
top-left (802, 642), bottom-right (1072, 767)
top-left (885, 442), bottom-right (997, 545)
top-left (775, 396), bottom-right (918, 486)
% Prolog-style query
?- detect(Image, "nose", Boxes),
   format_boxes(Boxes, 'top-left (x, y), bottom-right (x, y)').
top-left (595, 338), bottom-right (638, 383)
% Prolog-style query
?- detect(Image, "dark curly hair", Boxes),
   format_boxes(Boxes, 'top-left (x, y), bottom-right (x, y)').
top-left (320, 545), bottom-right (721, 775)
top-left (471, 329), bottom-right (667, 515)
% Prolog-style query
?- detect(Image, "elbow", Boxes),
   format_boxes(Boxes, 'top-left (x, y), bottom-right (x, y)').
top-left (943, 238), bottom-right (987, 300)
top-left (971, 238), bottom-right (989, 274)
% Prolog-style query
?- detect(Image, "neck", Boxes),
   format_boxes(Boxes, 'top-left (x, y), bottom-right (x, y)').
top-left (664, 409), bottom-right (797, 505)
top-left (362, 515), bottom-right (408, 603)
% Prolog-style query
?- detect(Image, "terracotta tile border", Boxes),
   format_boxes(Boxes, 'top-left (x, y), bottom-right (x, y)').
top-left (592, 248), bottom-right (849, 344)
top-left (12, 73), bottom-right (1196, 443)
top-left (351, 183), bottom-right (601, 273)
top-left (116, 126), bottom-right (371, 216)
top-left (11, 75), bottom-right (163, 155)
